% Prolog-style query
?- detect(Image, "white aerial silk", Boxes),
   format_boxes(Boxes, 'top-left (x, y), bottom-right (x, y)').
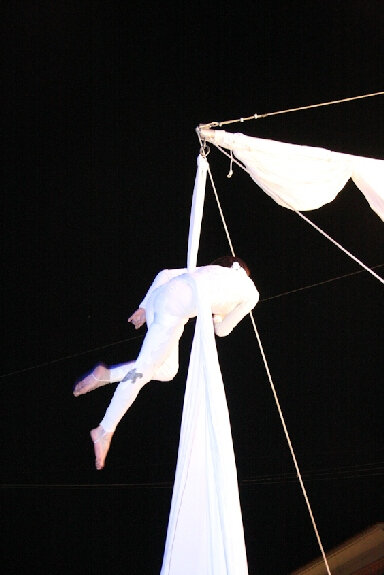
top-left (187, 154), bottom-right (208, 271)
top-left (199, 129), bottom-right (384, 221)
top-left (161, 155), bottom-right (249, 575)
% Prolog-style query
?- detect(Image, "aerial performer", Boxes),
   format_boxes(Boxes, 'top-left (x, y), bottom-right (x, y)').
top-left (73, 256), bottom-right (259, 470)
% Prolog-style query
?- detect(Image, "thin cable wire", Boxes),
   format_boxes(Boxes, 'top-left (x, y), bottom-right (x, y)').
top-left (3, 263), bottom-right (381, 381)
top-left (0, 333), bottom-right (144, 379)
top-left (2, 461), bottom-right (383, 489)
top-left (261, 264), bottom-right (383, 302)
top-left (199, 90), bottom-right (384, 129)
top-left (205, 155), bottom-right (332, 575)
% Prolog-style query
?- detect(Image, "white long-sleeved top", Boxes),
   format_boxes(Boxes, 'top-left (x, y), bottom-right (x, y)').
top-left (139, 264), bottom-right (259, 337)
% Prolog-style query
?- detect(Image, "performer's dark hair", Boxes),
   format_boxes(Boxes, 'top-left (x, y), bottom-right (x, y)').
top-left (210, 255), bottom-right (251, 277)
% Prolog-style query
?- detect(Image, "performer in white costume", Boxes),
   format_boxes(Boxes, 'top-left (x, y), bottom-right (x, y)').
top-left (73, 256), bottom-right (259, 470)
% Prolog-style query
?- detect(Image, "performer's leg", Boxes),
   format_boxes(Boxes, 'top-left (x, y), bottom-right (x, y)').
top-left (90, 319), bottom-right (185, 470)
top-left (100, 319), bottom-right (185, 432)
top-left (73, 364), bottom-right (110, 397)
top-left (107, 362), bottom-right (135, 382)
top-left (90, 426), bottom-right (114, 470)
top-left (73, 362), bottom-right (134, 397)
top-left (91, 277), bottom-right (195, 469)
top-left (153, 346), bottom-right (179, 382)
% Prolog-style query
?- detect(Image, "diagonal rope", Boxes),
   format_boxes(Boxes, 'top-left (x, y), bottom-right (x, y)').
top-left (199, 90), bottom-right (384, 129)
top-left (206, 163), bottom-right (236, 257)
top-left (291, 211), bottom-right (384, 285)
top-left (205, 153), bottom-right (333, 575)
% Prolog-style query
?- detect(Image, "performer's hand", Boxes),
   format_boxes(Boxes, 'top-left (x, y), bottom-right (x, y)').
top-left (128, 308), bottom-right (146, 329)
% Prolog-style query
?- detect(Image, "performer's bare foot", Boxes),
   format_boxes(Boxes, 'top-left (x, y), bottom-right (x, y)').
top-left (90, 426), bottom-right (114, 470)
top-left (73, 364), bottom-right (110, 397)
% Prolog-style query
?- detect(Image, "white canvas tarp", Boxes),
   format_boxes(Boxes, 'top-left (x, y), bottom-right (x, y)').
top-left (200, 129), bottom-right (384, 221)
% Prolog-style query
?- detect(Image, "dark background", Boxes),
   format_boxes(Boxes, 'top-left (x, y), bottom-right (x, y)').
top-left (1, 1), bottom-right (383, 574)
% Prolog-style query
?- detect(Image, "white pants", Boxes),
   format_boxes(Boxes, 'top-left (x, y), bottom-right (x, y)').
top-left (100, 276), bottom-right (197, 432)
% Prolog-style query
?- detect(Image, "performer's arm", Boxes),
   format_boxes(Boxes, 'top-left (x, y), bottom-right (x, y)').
top-left (128, 308), bottom-right (146, 329)
top-left (127, 270), bottom-right (171, 329)
top-left (214, 289), bottom-right (259, 337)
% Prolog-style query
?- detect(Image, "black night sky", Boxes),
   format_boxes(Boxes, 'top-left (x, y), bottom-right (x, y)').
top-left (1, 2), bottom-right (383, 574)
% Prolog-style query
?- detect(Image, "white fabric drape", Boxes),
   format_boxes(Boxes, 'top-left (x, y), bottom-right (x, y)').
top-left (187, 154), bottom-right (208, 271)
top-left (199, 129), bottom-right (384, 221)
top-left (161, 155), bottom-right (248, 575)
top-left (351, 156), bottom-right (384, 220)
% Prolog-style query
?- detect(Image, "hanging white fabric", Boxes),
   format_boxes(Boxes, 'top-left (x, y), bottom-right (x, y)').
top-left (161, 155), bottom-right (248, 575)
top-left (187, 154), bottom-right (209, 271)
top-left (199, 129), bottom-right (384, 221)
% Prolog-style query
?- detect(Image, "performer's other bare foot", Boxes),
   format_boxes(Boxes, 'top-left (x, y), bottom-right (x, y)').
top-left (73, 364), bottom-right (110, 397)
top-left (90, 426), bottom-right (114, 470)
